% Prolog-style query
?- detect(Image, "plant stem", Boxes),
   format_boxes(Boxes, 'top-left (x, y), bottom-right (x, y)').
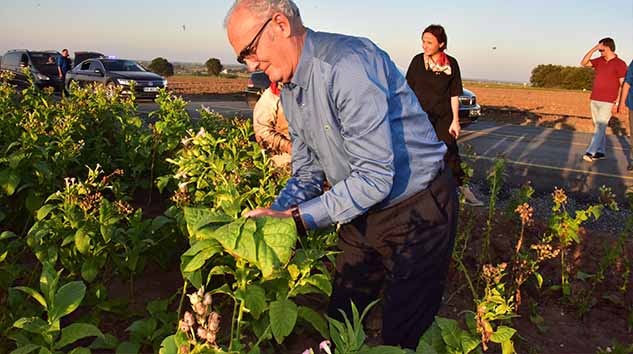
top-left (455, 258), bottom-right (478, 299)
top-left (177, 280), bottom-right (188, 320)
top-left (229, 298), bottom-right (239, 351)
top-left (253, 323), bottom-right (272, 349)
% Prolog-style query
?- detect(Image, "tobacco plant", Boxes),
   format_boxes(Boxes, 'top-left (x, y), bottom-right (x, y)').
top-left (8, 262), bottom-right (105, 353)
top-left (547, 187), bottom-right (602, 296)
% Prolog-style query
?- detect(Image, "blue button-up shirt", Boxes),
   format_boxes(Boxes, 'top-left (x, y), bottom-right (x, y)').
top-left (271, 29), bottom-right (447, 229)
top-left (625, 60), bottom-right (633, 110)
top-left (56, 55), bottom-right (71, 75)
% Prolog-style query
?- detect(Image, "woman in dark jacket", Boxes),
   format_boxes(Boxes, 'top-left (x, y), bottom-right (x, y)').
top-left (406, 24), bottom-right (483, 206)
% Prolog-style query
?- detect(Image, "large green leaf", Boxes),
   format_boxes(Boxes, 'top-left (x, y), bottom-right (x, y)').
top-left (490, 326), bottom-right (516, 344)
top-left (13, 317), bottom-right (49, 334)
top-left (36, 205), bottom-right (56, 221)
top-left (242, 284), bottom-right (267, 319)
top-left (501, 339), bottom-right (516, 354)
top-left (436, 317), bottom-right (461, 350)
top-left (304, 274), bottom-right (332, 296)
top-left (180, 240), bottom-right (223, 273)
top-left (55, 322), bottom-right (104, 349)
top-left (39, 262), bottom-right (60, 305)
top-left (183, 207), bottom-right (233, 240)
top-left (74, 227), bottom-right (91, 255)
top-left (81, 257), bottom-right (100, 283)
top-left (269, 299), bottom-right (298, 344)
top-left (116, 341), bottom-right (141, 354)
top-left (460, 331), bottom-right (480, 353)
top-left (198, 217), bottom-right (297, 278)
top-left (357, 346), bottom-right (407, 354)
top-left (8, 344), bottom-right (40, 354)
top-left (67, 348), bottom-right (91, 354)
top-left (0, 169), bottom-right (21, 196)
top-left (0, 230), bottom-right (17, 241)
top-left (418, 320), bottom-right (447, 354)
top-left (298, 306), bottom-right (329, 339)
top-left (50, 281), bottom-right (86, 323)
top-left (13, 287), bottom-right (47, 309)
top-left (126, 318), bottom-right (157, 342)
top-left (158, 335), bottom-right (178, 354)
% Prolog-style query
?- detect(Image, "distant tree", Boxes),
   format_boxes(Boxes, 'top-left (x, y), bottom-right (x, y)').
top-left (530, 64), bottom-right (594, 90)
top-left (205, 58), bottom-right (223, 76)
top-left (148, 57), bottom-right (174, 77)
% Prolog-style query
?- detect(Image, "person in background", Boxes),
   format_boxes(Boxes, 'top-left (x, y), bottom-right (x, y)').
top-left (580, 38), bottom-right (627, 162)
top-left (406, 24), bottom-right (484, 206)
top-left (253, 81), bottom-right (292, 167)
top-left (618, 59), bottom-right (633, 171)
top-left (226, 0), bottom-right (457, 348)
top-left (56, 49), bottom-right (72, 94)
top-left (56, 49), bottom-right (71, 80)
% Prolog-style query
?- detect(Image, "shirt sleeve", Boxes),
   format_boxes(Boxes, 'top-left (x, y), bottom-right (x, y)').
top-left (56, 56), bottom-right (62, 67)
top-left (449, 57), bottom-right (464, 97)
top-left (617, 60), bottom-right (627, 79)
top-left (253, 88), bottom-right (292, 154)
top-left (270, 125), bottom-right (325, 212)
top-left (590, 57), bottom-right (601, 69)
top-left (405, 55), bottom-right (419, 91)
top-left (298, 53), bottom-right (396, 229)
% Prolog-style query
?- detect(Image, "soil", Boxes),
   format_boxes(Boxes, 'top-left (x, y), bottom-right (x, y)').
top-left (469, 85), bottom-right (631, 136)
top-left (168, 75), bottom-right (248, 96)
top-left (88, 202), bottom-right (632, 354)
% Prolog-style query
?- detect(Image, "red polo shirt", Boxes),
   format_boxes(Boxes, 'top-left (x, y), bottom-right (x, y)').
top-left (590, 55), bottom-right (627, 103)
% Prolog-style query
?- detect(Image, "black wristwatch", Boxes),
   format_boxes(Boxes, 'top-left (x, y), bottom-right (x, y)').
top-left (290, 205), bottom-right (307, 237)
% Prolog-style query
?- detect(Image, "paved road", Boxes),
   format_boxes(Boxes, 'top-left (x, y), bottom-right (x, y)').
top-left (461, 120), bottom-right (633, 199)
top-left (137, 96), bottom-right (252, 119)
top-left (140, 97), bottom-right (633, 199)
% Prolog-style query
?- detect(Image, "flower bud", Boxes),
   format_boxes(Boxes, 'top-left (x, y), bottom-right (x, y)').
top-left (184, 311), bottom-right (195, 327)
top-left (179, 320), bottom-right (190, 332)
top-left (203, 292), bottom-right (212, 306)
top-left (194, 302), bottom-right (207, 317)
top-left (197, 327), bottom-right (208, 339)
top-left (208, 312), bottom-right (221, 332)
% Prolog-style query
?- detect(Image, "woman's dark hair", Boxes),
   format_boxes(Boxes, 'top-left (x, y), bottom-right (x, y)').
top-left (423, 24), bottom-right (448, 51)
top-left (599, 37), bottom-right (615, 52)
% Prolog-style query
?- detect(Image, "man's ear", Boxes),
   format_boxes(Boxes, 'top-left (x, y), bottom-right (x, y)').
top-left (272, 12), bottom-right (293, 38)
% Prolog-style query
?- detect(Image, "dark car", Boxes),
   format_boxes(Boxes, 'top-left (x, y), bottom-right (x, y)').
top-left (0, 49), bottom-right (64, 91)
top-left (72, 51), bottom-right (104, 68)
top-left (245, 71), bottom-right (481, 124)
top-left (65, 58), bottom-right (167, 99)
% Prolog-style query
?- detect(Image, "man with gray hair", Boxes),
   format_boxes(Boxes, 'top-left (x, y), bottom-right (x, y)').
top-left (227, 0), bottom-right (457, 348)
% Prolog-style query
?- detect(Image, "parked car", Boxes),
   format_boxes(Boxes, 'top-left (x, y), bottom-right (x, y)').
top-left (245, 71), bottom-right (481, 124)
top-left (0, 49), bottom-right (64, 91)
top-left (71, 51), bottom-right (104, 68)
top-left (65, 58), bottom-right (167, 99)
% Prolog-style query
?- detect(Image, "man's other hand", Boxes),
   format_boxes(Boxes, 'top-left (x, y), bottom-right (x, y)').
top-left (244, 208), bottom-right (291, 219)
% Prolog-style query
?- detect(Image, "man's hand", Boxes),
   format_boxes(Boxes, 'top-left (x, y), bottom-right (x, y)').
top-left (612, 104), bottom-right (620, 115)
top-left (244, 208), bottom-right (291, 219)
top-left (449, 119), bottom-right (461, 139)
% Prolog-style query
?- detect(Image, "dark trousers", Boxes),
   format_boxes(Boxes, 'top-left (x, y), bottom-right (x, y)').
top-left (327, 168), bottom-right (458, 349)
top-left (431, 115), bottom-right (465, 186)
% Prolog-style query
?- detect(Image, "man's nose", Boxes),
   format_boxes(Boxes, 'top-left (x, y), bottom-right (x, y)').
top-left (245, 59), bottom-right (260, 72)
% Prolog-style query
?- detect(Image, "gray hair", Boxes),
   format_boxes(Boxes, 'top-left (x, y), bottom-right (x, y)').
top-left (224, 0), bottom-right (302, 28)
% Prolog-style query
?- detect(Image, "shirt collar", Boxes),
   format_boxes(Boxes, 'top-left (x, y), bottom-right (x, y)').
top-left (289, 28), bottom-right (315, 90)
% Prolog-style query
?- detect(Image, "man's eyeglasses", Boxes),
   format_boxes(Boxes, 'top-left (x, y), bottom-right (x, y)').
top-left (237, 18), bottom-right (273, 65)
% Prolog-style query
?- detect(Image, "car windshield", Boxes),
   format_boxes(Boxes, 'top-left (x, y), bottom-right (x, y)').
top-left (30, 52), bottom-right (58, 67)
top-left (101, 60), bottom-right (145, 72)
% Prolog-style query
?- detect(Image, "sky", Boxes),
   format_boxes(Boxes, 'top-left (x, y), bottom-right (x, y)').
top-left (1, 0), bottom-right (631, 82)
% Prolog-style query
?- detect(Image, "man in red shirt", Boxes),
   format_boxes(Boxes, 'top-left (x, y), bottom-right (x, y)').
top-left (581, 37), bottom-right (627, 162)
